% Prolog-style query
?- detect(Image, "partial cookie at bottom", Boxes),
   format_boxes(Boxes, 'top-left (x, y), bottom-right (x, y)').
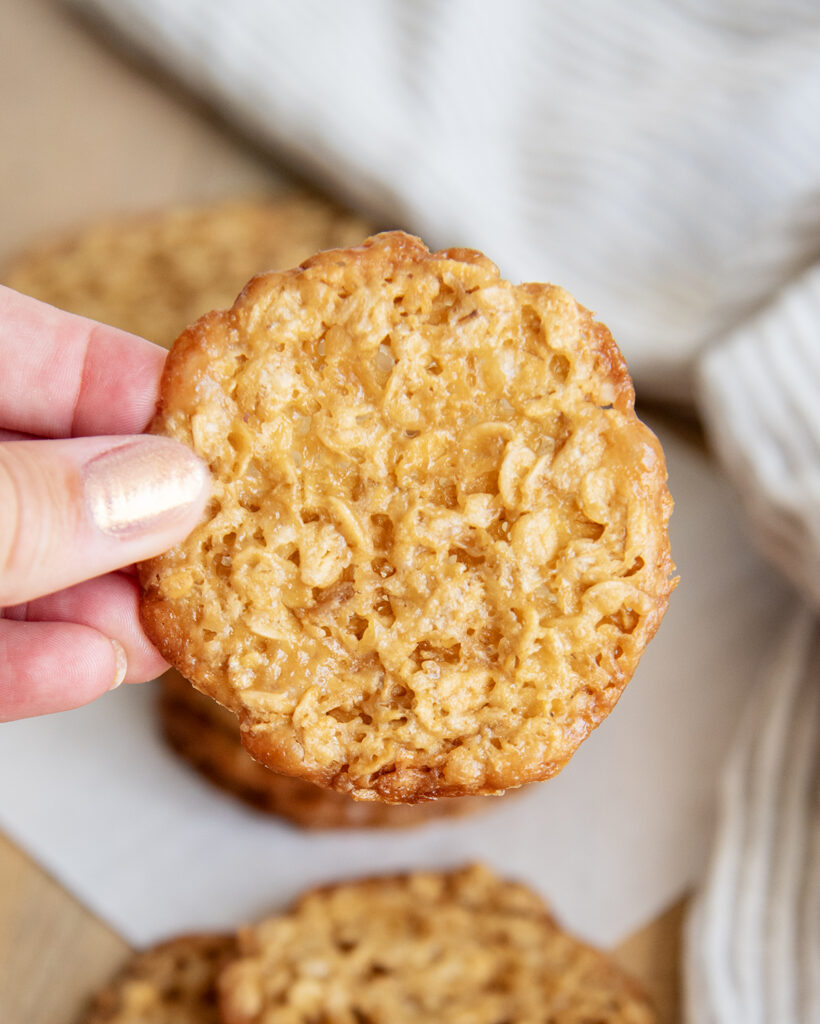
top-left (219, 864), bottom-right (656, 1024)
top-left (77, 934), bottom-right (236, 1024)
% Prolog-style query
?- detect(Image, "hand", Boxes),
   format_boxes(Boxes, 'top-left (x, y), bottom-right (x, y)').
top-left (0, 286), bottom-right (209, 721)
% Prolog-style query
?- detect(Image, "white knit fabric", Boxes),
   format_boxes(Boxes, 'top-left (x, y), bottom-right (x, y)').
top-left (65, 3), bottom-right (820, 1020)
top-left (699, 266), bottom-right (820, 609)
top-left (70, 0), bottom-right (820, 403)
top-left (685, 608), bottom-right (820, 1024)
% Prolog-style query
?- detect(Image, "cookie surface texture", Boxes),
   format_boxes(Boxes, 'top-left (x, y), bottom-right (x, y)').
top-left (78, 934), bottom-right (235, 1024)
top-left (140, 231), bottom-right (675, 801)
top-left (218, 864), bottom-right (656, 1024)
top-left (159, 671), bottom-right (483, 828)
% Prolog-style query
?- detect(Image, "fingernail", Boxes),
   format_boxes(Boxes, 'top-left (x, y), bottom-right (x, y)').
top-left (84, 437), bottom-right (210, 538)
top-left (110, 639), bottom-right (127, 689)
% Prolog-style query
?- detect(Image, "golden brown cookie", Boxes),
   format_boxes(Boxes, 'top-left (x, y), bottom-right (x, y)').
top-left (218, 864), bottom-right (656, 1024)
top-left (139, 231), bottom-right (675, 802)
top-left (78, 934), bottom-right (236, 1024)
top-left (3, 195), bottom-right (371, 347)
top-left (159, 670), bottom-right (484, 828)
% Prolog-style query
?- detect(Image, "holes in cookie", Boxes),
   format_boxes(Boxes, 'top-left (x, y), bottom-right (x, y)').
top-left (347, 614), bottom-right (368, 641)
top-left (447, 546), bottom-right (484, 569)
top-left (202, 629), bottom-right (217, 642)
top-left (598, 608), bottom-right (639, 635)
top-left (404, 429), bottom-right (420, 438)
top-left (623, 555), bottom-right (645, 577)
top-left (410, 641), bottom-right (461, 667)
top-left (288, 549), bottom-right (301, 567)
top-left (373, 589), bottom-right (395, 625)
top-left (311, 580), bottom-right (354, 609)
top-left (370, 513), bottom-right (394, 551)
top-left (351, 476), bottom-right (366, 502)
top-left (300, 510), bottom-right (321, 524)
top-left (479, 625), bottom-right (503, 652)
top-left (215, 555), bottom-right (233, 579)
top-left (426, 358), bottom-right (443, 376)
top-left (226, 427), bottom-right (247, 453)
top-left (432, 479), bottom-right (458, 509)
top-left (328, 706), bottom-right (358, 724)
top-left (548, 353), bottom-right (570, 383)
top-left (521, 304), bottom-right (542, 339)
top-left (575, 514), bottom-right (604, 541)
top-left (487, 510), bottom-right (512, 541)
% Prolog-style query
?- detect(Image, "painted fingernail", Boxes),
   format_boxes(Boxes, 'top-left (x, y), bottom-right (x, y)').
top-left (110, 639), bottom-right (127, 689)
top-left (84, 437), bottom-right (209, 538)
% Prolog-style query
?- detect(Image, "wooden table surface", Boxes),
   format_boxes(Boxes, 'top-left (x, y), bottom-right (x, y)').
top-left (0, 3), bottom-right (685, 1021)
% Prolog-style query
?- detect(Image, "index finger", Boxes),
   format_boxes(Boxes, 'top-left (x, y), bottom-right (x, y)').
top-left (0, 285), bottom-right (166, 438)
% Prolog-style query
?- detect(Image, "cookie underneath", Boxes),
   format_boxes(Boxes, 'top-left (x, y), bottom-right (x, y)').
top-left (3, 195), bottom-right (370, 347)
top-left (78, 934), bottom-right (235, 1024)
top-left (219, 865), bottom-right (656, 1024)
top-left (140, 231), bottom-right (675, 802)
top-left (159, 670), bottom-right (486, 828)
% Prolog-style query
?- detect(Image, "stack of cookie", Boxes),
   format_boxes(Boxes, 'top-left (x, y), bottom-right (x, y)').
top-left (7, 199), bottom-right (675, 1020)
top-left (78, 865), bottom-right (657, 1023)
top-left (139, 229), bottom-right (674, 804)
top-left (159, 670), bottom-right (481, 828)
top-left (4, 197), bottom-right (494, 829)
top-left (4, 195), bottom-right (371, 349)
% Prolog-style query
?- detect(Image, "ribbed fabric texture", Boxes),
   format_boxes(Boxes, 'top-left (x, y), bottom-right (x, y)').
top-left (685, 608), bottom-right (820, 1024)
top-left (66, 3), bottom-right (820, 1021)
top-left (70, 0), bottom-right (820, 402)
top-left (699, 265), bottom-right (820, 609)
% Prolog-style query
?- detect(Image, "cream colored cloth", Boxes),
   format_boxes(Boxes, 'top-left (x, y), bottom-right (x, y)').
top-left (685, 608), bottom-right (820, 1024)
top-left (64, 3), bottom-right (820, 1020)
top-left (70, 0), bottom-right (820, 404)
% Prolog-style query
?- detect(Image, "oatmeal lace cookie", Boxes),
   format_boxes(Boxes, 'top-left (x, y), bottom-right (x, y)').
top-left (218, 865), bottom-right (656, 1024)
top-left (78, 934), bottom-right (236, 1024)
top-left (139, 231), bottom-right (675, 802)
top-left (159, 670), bottom-right (485, 828)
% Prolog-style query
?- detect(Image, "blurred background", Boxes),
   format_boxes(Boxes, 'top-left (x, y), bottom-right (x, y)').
top-left (1, 3), bottom-right (818, 1023)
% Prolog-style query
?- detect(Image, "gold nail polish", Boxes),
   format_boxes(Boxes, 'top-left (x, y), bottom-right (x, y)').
top-left (84, 437), bottom-right (209, 538)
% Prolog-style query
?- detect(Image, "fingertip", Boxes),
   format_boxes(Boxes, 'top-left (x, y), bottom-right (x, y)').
top-left (17, 573), bottom-right (170, 685)
top-left (0, 620), bottom-right (125, 721)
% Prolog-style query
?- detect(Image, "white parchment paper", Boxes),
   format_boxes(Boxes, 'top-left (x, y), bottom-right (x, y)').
top-left (0, 423), bottom-right (793, 947)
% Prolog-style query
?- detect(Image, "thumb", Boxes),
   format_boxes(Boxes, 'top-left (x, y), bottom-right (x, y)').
top-left (0, 435), bottom-right (209, 606)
